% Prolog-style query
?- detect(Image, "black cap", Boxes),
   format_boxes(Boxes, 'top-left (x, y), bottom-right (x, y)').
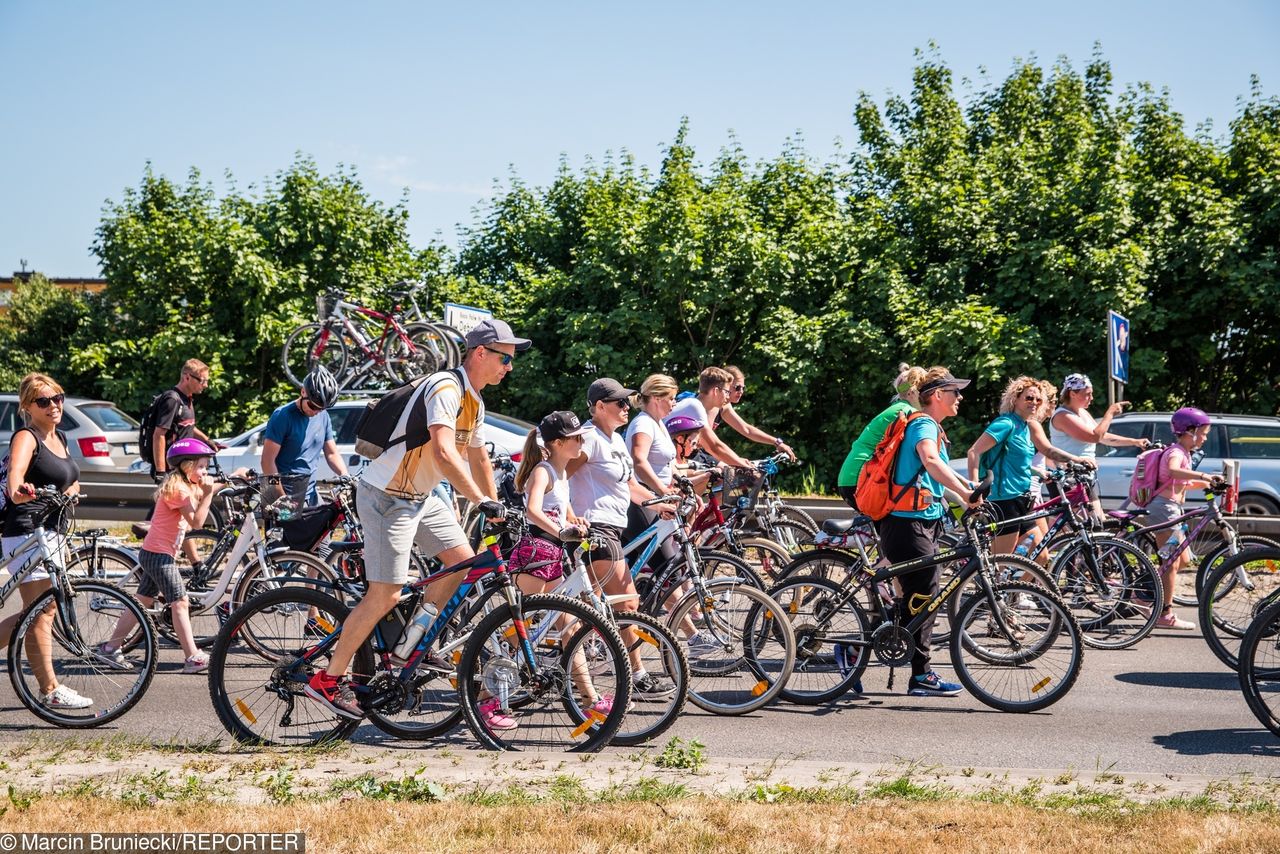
top-left (918, 372), bottom-right (972, 396)
top-left (464, 318), bottom-right (532, 352)
top-left (587, 378), bottom-right (636, 406)
top-left (539, 411), bottom-right (592, 442)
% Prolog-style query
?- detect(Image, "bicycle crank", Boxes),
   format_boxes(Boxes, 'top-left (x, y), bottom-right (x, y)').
top-left (870, 622), bottom-right (915, 667)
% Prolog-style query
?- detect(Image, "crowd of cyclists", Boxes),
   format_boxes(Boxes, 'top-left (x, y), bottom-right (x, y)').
top-left (1, 312), bottom-right (1273, 750)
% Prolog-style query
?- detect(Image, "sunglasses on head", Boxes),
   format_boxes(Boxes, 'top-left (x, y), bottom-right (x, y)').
top-left (34, 393), bottom-right (65, 408)
top-left (482, 346), bottom-right (515, 366)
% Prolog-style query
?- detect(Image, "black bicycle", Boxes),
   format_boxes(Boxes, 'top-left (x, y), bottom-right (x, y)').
top-left (1237, 596), bottom-right (1280, 738)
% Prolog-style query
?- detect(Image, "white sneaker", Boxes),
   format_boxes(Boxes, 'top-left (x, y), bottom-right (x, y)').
top-left (183, 652), bottom-right (210, 674)
top-left (42, 684), bottom-right (92, 709)
top-left (92, 642), bottom-right (134, 670)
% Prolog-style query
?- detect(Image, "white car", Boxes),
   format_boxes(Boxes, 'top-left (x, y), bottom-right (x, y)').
top-left (214, 400), bottom-right (534, 476)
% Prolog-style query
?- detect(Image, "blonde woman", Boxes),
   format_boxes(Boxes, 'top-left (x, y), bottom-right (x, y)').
top-left (0, 373), bottom-right (89, 709)
top-left (966, 377), bottom-right (1093, 557)
top-left (836, 364), bottom-right (927, 510)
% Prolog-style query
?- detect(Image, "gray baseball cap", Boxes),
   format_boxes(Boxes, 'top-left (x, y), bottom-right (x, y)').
top-left (464, 318), bottom-right (531, 352)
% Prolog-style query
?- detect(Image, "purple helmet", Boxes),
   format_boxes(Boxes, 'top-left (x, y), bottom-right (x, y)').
top-left (1171, 407), bottom-right (1211, 435)
top-left (166, 437), bottom-right (216, 465)
top-left (663, 414), bottom-right (705, 436)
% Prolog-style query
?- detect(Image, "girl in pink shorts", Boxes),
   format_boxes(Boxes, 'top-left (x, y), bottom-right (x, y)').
top-left (508, 411), bottom-right (591, 592)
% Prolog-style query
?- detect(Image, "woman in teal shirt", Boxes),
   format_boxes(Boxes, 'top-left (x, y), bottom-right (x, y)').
top-left (965, 376), bottom-right (1093, 556)
top-left (836, 364), bottom-right (926, 510)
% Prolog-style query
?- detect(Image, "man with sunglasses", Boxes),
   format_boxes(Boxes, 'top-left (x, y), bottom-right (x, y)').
top-left (149, 359), bottom-right (220, 480)
top-left (306, 317), bottom-right (530, 720)
top-left (260, 366), bottom-right (348, 506)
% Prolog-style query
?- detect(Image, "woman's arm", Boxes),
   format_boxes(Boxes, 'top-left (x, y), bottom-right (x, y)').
top-left (719, 405), bottom-right (796, 460)
top-left (1028, 420), bottom-right (1093, 466)
top-left (1100, 431), bottom-right (1149, 449)
top-left (629, 430), bottom-right (673, 495)
top-left (966, 432), bottom-right (997, 483)
top-left (6, 430), bottom-right (38, 504)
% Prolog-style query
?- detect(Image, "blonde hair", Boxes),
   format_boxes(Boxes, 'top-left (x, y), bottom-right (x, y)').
top-left (181, 359), bottom-right (209, 380)
top-left (893, 363), bottom-right (927, 396)
top-left (155, 458), bottom-right (203, 505)
top-left (1036, 380), bottom-right (1058, 422)
top-left (638, 374), bottom-right (678, 404)
top-left (17, 373), bottom-right (64, 423)
top-left (998, 376), bottom-right (1042, 415)
top-left (697, 366), bottom-right (733, 394)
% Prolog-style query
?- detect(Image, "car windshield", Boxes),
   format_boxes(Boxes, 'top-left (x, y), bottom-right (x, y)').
top-left (76, 403), bottom-right (140, 431)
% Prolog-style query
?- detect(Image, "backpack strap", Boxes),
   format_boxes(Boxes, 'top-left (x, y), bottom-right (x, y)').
top-left (384, 367), bottom-right (466, 453)
top-left (888, 413), bottom-right (934, 508)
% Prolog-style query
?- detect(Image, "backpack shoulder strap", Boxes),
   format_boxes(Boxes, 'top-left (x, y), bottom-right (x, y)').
top-left (384, 367), bottom-right (467, 452)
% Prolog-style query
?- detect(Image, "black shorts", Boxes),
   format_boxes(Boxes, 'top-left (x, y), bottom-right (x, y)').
top-left (990, 494), bottom-right (1035, 537)
top-left (586, 524), bottom-right (625, 564)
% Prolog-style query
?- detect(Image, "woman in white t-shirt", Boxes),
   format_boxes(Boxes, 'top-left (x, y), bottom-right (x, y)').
top-left (626, 374), bottom-right (680, 496)
top-left (568, 378), bottom-right (678, 701)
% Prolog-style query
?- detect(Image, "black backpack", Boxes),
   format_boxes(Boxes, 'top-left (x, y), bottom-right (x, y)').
top-left (137, 389), bottom-right (180, 467)
top-left (352, 368), bottom-right (465, 460)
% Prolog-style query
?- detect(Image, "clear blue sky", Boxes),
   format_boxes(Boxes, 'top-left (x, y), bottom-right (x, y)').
top-left (3, 1), bottom-right (1278, 277)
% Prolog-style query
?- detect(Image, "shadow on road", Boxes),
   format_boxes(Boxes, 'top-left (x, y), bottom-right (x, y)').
top-left (1154, 728), bottom-right (1280, 757)
top-left (1113, 670), bottom-right (1240, 691)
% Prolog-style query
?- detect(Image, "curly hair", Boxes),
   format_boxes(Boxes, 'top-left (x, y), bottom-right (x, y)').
top-left (998, 376), bottom-right (1043, 415)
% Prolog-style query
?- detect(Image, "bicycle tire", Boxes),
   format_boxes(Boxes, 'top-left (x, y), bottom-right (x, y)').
top-left (456, 593), bottom-right (631, 751)
top-left (735, 537), bottom-right (794, 585)
top-left (363, 606), bottom-right (470, 742)
top-left (767, 575), bottom-right (871, 705)
top-left (1049, 535), bottom-right (1162, 650)
top-left (775, 549), bottom-right (865, 585)
top-left (776, 504), bottom-right (819, 534)
top-left (1199, 548), bottom-right (1280, 669)
top-left (207, 585), bottom-right (367, 746)
top-left (943, 555), bottom-right (1057, 647)
top-left (435, 323), bottom-right (466, 367)
top-left (1195, 536), bottom-right (1280, 603)
top-left (282, 322), bottom-right (349, 388)
top-left (383, 322), bottom-right (447, 385)
top-left (66, 543), bottom-right (139, 583)
top-left (763, 519), bottom-right (817, 556)
top-left (1237, 598), bottom-right (1280, 738)
top-left (8, 581), bottom-right (159, 728)
top-left (579, 610), bottom-right (688, 747)
top-left (950, 580), bottom-right (1083, 713)
top-left (667, 578), bottom-right (795, 715)
top-left (230, 550), bottom-right (345, 610)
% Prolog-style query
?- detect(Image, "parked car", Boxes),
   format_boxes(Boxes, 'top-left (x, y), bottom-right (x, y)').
top-left (212, 400), bottom-right (535, 475)
top-left (0, 393), bottom-right (155, 513)
top-left (948, 411), bottom-right (1280, 515)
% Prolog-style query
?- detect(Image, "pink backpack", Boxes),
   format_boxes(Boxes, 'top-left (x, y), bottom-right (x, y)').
top-left (1128, 445), bottom-right (1173, 507)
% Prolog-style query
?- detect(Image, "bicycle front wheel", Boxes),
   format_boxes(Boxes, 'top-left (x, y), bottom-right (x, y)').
top-left (457, 593), bottom-right (631, 751)
top-left (1050, 536), bottom-right (1161, 649)
top-left (735, 537), bottom-right (794, 585)
top-left (667, 578), bottom-right (796, 715)
top-left (1238, 598), bottom-right (1280, 738)
top-left (950, 580), bottom-right (1083, 713)
top-left (208, 585), bottom-right (367, 746)
top-left (8, 581), bottom-right (158, 727)
top-left (768, 575), bottom-right (870, 705)
top-left (1199, 548), bottom-right (1280, 669)
top-left (594, 610), bottom-right (688, 747)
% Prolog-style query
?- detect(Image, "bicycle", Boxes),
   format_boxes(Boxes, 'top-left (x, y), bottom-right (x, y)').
top-left (3, 489), bottom-right (158, 727)
top-left (280, 288), bottom-right (454, 390)
top-left (208, 511), bottom-right (633, 751)
top-left (687, 466), bottom-right (794, 584)
top-left (766, 477), bottom-right (1084, 712)
top-left (1198, 546), bottom-right (1280, 669)
top-left (729, 453), bottom-right (819, 552)
top-left (1236, 596), bottom-right (1280, 738)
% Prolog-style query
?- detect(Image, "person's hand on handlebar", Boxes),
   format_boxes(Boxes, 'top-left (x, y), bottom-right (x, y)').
top-left (477, 499), bottom-right (507, 521)
top-left (558, 523), bottom-right (588, 541)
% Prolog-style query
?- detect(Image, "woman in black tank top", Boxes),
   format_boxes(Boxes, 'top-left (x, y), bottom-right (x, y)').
top-left (0, 373), bottom-right (89, 710)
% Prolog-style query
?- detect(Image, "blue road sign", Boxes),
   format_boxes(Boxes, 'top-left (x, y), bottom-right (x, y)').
top-left (1108, 310), bottom-right (1130, 385)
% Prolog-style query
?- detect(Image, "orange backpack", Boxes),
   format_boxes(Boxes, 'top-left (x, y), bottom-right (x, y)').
top-left (854, 411), bottom-right (936, 520)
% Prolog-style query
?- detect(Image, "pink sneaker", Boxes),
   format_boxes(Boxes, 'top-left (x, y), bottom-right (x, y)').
top-left (1156, 613), bottom-right (1196, 631)
top-left (479, 697), bottom-right (517, 731)
top-left (589, 695), bottom-right (615, 716)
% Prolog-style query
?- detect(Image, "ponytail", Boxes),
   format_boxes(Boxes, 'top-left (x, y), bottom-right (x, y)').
top-left (513, 429), bottom-right (545, 493)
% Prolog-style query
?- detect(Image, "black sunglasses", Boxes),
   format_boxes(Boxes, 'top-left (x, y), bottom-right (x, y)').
top-left (482, 346), bottom-right (515, 366)
top-left (34, 393), bottom-right (65, 408)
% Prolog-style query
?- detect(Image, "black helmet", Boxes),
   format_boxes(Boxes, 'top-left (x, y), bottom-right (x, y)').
top-left (302, 365), bottom-right (339, 409)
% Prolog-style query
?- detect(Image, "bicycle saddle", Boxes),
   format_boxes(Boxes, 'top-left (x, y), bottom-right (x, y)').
top-left (79, 528), bottom-right (109, 539)
top-left (821, 516), bottom-right (871, 536)
top-left (1106, 508), bottom-right (1148, 521)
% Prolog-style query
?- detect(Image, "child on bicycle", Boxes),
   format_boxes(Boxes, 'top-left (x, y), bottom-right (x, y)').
top-left (1148, 408), bottom-right (1218, 630)
top-left (103, 438), bottom-right (229, 672)
top-left (509, 411), bottom-right (591, 592)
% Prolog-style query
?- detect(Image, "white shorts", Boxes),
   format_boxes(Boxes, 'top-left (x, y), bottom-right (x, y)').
top-left (356, 482), bottom-right (467, 586)
top-left (1, 534), bottom-right (62, 584)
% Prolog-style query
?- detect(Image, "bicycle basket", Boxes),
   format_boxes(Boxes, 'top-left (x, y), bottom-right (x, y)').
top-left (726, 467), bottom-right (764, 510)
top-left (278, 503), bottom-right (339, 551)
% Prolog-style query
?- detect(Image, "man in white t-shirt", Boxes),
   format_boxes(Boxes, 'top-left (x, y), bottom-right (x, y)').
top-left (306, 318), bottom-right (530, 720)
top-left (668, 367), bottom-right (754, 468)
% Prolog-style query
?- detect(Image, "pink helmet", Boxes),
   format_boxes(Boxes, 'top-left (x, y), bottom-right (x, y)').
top-left (1171, 407), bottom-right (1211, 435)
top-left (166, 437), bottom-right (216, 465)
top-left (663, 414), bottom-right (705, 436)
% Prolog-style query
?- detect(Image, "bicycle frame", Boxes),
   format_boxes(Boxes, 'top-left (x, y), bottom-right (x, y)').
top-left (1126, 490), bottom-right (1237, 573)
top-left (0, 505), bottom-right (93, 656)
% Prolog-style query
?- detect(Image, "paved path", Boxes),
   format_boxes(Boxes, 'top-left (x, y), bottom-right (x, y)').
top-left (1, 601), bottom-right (1276, 778)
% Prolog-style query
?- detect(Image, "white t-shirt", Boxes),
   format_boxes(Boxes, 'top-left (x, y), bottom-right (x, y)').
top-left (569, 423), bottom-right (634, 528)
top-left (624, 411), bottom-right (677, 486)
top-left (668, 396), bottom-right (712, 430)
top-left (361, 369), bottom-right (485, 500)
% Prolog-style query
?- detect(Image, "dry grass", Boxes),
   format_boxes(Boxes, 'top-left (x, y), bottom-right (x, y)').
top-left (3, 797), bottom-right (1278, 853)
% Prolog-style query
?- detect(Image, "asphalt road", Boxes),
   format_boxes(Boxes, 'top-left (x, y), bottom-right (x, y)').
top-left (1, 595), bottom-right (1276, 777)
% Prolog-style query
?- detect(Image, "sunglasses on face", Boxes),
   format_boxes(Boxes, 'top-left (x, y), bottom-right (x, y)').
top-left (1023, 394), bottom-right (1044, 404)
top-left (482, 346), bottom-right (515, 366)
top-left (301, 397), bottom-right (324, 413)
top-left (731, 384), bottom-right (745, 392)
top-left (34, 393), bottom-right (65, 408)
top-left (186, 373), bottom-right (210, 385)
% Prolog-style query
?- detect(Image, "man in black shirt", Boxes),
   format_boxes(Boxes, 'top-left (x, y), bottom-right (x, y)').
top-left (150, 359), bottom-right (220, 478)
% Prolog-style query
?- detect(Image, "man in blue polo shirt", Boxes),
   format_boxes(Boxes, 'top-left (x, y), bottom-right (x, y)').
top-left (262, 366), bottom-right (348, 505)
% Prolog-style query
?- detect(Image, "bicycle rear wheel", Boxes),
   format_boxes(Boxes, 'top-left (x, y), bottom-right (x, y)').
top-left (1050, 536), bottom-right (1161, 649)
top-left (457, 593), bottom-right (631, 751)
top-left (667, 578), bottom-right (795, 715)
top-left (735, 537), bottom-right (793, 585)
top-left (1199, 548), bottom-right (1280, 669)
top-left (768, 575), bottom-right (870, 705)
top-left (208, 586), bottom-right (366, 746)
top-left (950, 580), bottom-right (1083, 713)
top-left (383, 322), bottom-right (447, 384)
top-left (8, 581), bottom-right (158, 727)
top-left (1238, 599), bottom-right (1280, 738)
top-left (282, 322), bottom-right (349, 388)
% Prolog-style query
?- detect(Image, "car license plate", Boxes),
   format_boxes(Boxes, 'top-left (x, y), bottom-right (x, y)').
top-left (123, 443), bottom-right (138, 455)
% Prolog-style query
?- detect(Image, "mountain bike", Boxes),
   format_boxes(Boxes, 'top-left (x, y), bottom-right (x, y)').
top-left (687, 466), bottom-right (794, 583)
top-left (766, 477), bottom-right (1084, 712)
top-left (1199, 546), bottom-right (1280, 669)
top-left (1237, 596), bottom-right (1280, 738)
top-left (3, 489), bottom-right (158, 727)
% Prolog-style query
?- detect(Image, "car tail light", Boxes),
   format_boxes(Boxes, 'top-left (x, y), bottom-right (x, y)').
top-left (78, 436), bottom-right (111, 458)
top-left (510, 453), bottom-right (522, 463)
